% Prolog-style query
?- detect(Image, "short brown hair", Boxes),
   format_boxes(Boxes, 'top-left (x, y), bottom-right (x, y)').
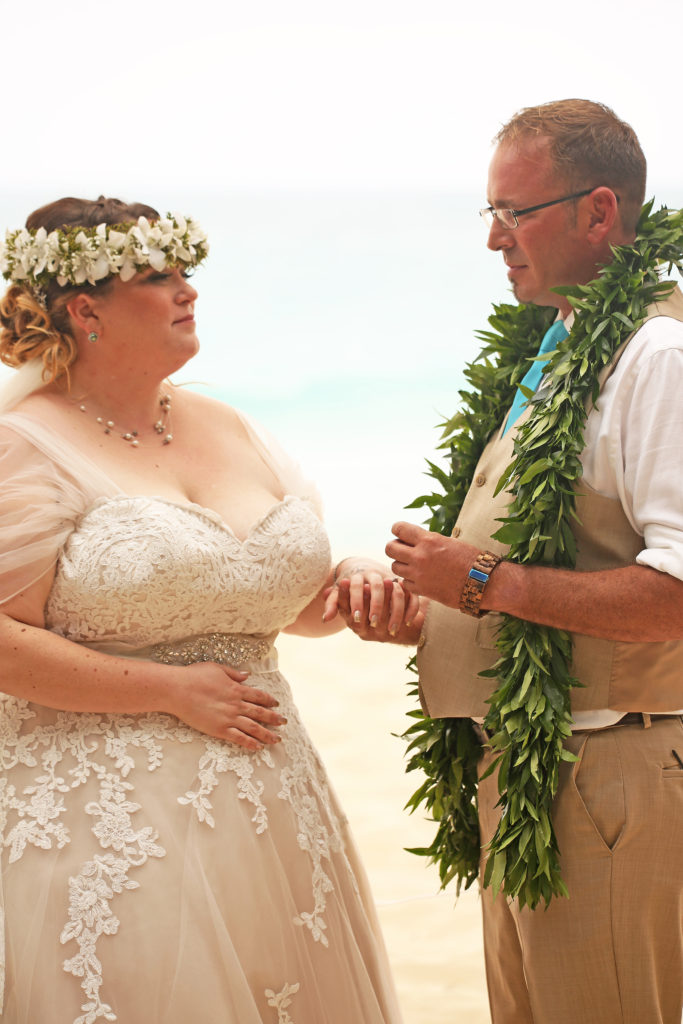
top-left (496, 99), bottom-right (646, 233)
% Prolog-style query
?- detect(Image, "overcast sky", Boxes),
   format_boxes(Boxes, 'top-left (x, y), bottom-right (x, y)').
top-left (1, 0), bottom-right (681, 203)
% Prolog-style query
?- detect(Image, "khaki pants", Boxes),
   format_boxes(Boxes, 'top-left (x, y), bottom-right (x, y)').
top-left (478, 716), bottom-right (683, 1024)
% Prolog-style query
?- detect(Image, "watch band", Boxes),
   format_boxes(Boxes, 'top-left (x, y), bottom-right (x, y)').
top-left (459, 550), bottom-right (502, 617)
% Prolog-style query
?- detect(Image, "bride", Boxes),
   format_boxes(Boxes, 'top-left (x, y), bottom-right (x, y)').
top-left (0, 196), bottom-right (421, 1023)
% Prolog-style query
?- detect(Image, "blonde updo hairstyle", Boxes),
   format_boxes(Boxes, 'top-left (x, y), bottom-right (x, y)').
top-left (0, 196), bottom-right (159, 385)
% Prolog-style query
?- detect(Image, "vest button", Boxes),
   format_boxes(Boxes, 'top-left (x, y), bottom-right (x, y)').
top-left (452, 526), bottom-right (461, 538)
top-left (475, 474), bottom-right (486, 487)
top-left (417, 633), bottom-right (426, 650)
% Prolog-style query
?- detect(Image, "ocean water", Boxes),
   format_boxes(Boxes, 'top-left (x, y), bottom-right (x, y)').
top-left (182, 189), bottom-right (683, 558)
top-left (180, 190), bottom-right (512, 556)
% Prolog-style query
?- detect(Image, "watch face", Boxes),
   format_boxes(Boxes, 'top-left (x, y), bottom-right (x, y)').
top-left (469, 568), bottom-right (490, 584)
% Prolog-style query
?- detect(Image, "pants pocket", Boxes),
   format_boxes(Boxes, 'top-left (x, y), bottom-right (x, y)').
top-left (663, 745), bottom-right (683, 777)
top-left (572, 732), bottom-right (626, 851)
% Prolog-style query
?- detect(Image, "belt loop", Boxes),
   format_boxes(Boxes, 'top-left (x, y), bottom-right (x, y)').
top-left (642, 712), bottom-right (652, 729)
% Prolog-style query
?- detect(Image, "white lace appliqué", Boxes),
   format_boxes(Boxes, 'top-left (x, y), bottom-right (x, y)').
top-left (266, 982), bottom-right (301, 1024)
top-left (0, 495), bottom-right (347, 1022)
top-left (178, 738), bottom-right (275, 831)
top-left (1, 695), bottom-right (346, 1022)
top-left (1, 705), bottom-right (189, 1021)
top-left (277, 718), bottom-right (350, 946)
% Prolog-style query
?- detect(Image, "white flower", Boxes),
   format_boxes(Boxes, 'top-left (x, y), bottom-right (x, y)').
top-left (1, 213), bottom-right (209, 289)
top-left (45, 230), bottom-right (63, 274)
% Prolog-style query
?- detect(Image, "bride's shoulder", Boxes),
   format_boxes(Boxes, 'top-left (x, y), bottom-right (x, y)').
top-left (5, 387), bottom-right (63, 424)
top-left (0, 390), bottom-right (78, 451)
top-left (0, 391), bottom-right (54, 444)
top-left (175, 388), bottom-right (252, 437)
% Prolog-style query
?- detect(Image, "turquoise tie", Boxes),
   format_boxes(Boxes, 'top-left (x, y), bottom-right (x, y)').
top-left (502, 319), bottom-right (568, 435)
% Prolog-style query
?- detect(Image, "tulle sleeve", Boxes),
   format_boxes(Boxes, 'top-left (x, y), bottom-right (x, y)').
top-left (0, 417), bottom-right (120, 604)
top-left (235, 409), bottom-right (325, 519)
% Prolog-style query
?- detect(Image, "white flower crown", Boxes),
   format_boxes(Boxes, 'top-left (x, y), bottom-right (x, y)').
top-left (0, 213), bottom-right (209, 292)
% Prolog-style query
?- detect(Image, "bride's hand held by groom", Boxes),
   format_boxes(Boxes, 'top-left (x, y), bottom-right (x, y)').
top-left (322, 556), bottom-right (427, 644)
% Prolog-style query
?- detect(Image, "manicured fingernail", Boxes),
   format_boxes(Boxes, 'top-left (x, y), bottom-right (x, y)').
top-left (405, 620), bottom-right (412, 628)
top-left (389, 625), bottom-right (398, 637)
top-left (370, 615), bottom-right (378, 628)
top-left (353, 610), bottom-right (361, 623)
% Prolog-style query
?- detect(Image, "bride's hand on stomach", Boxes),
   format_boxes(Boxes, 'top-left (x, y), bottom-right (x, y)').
top-left (170, 663), bottom-right (286, 750)
top-left (0, 578), bottom-right (283, 752)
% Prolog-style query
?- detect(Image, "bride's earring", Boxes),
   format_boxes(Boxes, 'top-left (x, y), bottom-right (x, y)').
top-left (88, 332), bottom-right (98, 343)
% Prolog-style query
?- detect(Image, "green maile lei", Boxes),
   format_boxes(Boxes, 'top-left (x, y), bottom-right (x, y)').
top-left (403, 201), bottom-right (683, 909)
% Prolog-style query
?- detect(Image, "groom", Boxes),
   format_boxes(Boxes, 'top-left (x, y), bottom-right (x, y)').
top-left (341, 99), bottom-right (683, 1023)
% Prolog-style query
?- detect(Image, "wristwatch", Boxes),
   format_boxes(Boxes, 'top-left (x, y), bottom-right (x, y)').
top-left (459, 550), bottom-right (502, 617)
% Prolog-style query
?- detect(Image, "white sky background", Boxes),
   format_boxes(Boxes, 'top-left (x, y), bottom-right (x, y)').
top-left (2, 0), bottom-right (682, 551)
top-left (1, 0), bottom-right (681, 196)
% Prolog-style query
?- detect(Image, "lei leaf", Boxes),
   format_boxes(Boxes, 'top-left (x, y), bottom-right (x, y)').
top-left (403, 202), bottom-right (683, 907)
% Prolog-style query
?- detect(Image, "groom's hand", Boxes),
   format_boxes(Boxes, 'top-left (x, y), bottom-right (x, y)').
top-left (386, 521), bottom-right (478, 608)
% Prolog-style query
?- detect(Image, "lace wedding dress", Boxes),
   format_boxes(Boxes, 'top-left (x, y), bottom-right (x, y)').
top-left (0, 411), bottom-right (403, 1024)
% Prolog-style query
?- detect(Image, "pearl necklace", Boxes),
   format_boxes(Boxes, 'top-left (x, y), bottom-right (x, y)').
top-left (78, 392), bottom-right (173, 447)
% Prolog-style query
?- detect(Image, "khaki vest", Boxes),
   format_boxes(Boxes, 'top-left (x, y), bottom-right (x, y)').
top-left (418, 288), bottom-right (683, 718)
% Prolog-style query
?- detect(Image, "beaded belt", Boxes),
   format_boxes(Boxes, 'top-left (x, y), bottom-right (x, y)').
top-left (149, 632), bottom-right (276, 667)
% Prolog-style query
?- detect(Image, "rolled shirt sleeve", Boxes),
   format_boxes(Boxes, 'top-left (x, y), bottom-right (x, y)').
top-left (581, 315), bottom-right (683, 582)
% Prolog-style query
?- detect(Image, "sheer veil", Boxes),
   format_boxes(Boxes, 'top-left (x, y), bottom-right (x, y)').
top-left (0, 360), bottom-right (46, 415)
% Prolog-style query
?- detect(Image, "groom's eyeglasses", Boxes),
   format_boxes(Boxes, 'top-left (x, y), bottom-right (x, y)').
top-left (479, 188), bottom-right (596, 230)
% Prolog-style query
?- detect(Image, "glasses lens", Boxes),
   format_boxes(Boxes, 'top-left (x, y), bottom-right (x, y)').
top-left (496, 209), bottom-right (517, 229)
top-left (479, 207), bottom-right (517, 230)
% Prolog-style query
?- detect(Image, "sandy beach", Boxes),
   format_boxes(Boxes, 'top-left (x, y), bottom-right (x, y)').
top-left (277, 629), bottom-right (491, 1024)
